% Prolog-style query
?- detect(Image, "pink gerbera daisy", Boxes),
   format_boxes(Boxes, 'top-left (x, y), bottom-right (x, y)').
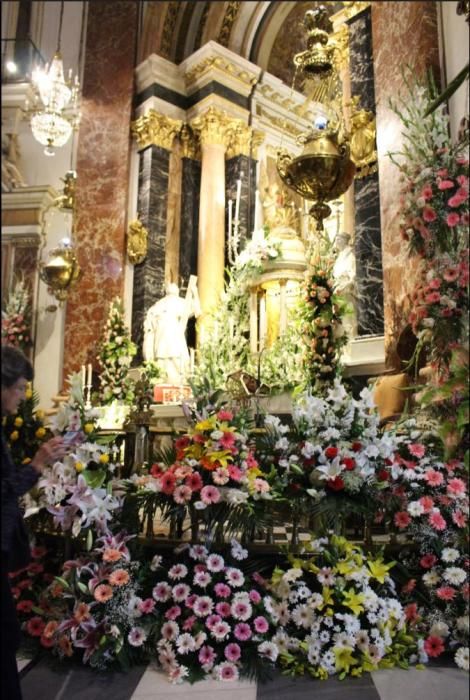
top-left (224, 643), bottom-right (241, 662)
top-left (452, 510), bottom-right (467, 528)
top-left (408, 443), bottom-right (426, 458)
top-left (234, 622), bottom-right (252, 641)
top-left (394, 511), bottom-right (411, 529)
top-left (436, 586), bottom-right (456, 600)
top-left (423, 636), bottom-right (445, 658)
top-left (424, 469), bottom-right (444, 487)
top-left (200, 485), bottom-right (221, 504)
top-left (429, 511), bottom-right (447, 530)
top-left (447, 478), bottom-right (466, 496)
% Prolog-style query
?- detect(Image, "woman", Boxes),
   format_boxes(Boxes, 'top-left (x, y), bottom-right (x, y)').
top-left (1, 346), bottom-right (67, 700)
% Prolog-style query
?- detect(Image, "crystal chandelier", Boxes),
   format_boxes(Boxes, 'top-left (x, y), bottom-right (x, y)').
top-left (29, 1), bottom-right (80, 156)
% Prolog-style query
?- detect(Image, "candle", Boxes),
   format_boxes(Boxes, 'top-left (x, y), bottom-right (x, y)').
top-left (87, 363), bottom-right (92, 387)
top-left (234, 178), bottom-right (242, 224)
top-left (81, 365), bottom-right (86, 387)
top-left (228, 198), bottom-right (233, 240)
top-left (255, 160), bottom-right (260, 188)
top-left (190, 348), bottom-right (195, 375)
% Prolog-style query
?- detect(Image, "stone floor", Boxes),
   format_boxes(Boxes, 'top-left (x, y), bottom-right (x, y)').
top-left (18, 655), bottom-right (469, 700)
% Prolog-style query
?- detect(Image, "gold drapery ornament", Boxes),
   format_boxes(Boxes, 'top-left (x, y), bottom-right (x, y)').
top-left (190, 106), bottom-right (233, 148)
top-left (349, 106), bottom-right (377, 178)
top-left (131, 110), bottom-right (183, 150)
top-left (126, 218), bottom-right (148, 265)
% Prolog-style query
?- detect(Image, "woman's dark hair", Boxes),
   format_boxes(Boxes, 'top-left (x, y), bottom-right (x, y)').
top-left (1, 345), bottom-right (34, 388)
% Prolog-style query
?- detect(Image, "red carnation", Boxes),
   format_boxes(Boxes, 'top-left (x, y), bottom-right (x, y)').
top-left (342, 457), bottom-right (356, 471)
top-left (325, 446), bottom-right (338, 459)
top-left (327, 476), bottom-right (345, 491)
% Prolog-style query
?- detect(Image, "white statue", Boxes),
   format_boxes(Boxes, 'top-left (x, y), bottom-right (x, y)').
top-left (143, 276), bottom-right (201, 383)
top-left (332, 232), bottom-right (357, 338)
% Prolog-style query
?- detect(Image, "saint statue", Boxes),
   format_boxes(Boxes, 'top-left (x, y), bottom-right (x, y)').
top-left (127, 219), bottom-right (148, 265)
top-left (143, 276), bottom-right (201, 383)
top-left (262, 183), bottom-right (299, 233)
top-left (2, 132), bottom-right (26, 192)
top-left (332, 232), bottom-right (357, 338)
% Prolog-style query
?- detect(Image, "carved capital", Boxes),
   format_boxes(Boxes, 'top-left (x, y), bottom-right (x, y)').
top-left (179, 124), bottom-right (201, 160)
top-left (131, 110), bottom-right (183, 150)
top-left (190, 107), bottom-right (233, 149)
top-left (226, 121), bottom-right (251, 158)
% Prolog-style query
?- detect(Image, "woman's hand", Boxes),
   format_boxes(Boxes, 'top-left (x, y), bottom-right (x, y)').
top-left (30, 436), bottom-right (67, 473)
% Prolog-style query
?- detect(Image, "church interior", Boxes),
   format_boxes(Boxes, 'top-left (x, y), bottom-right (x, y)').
top-left (1, 2), bottom-right (469, 699)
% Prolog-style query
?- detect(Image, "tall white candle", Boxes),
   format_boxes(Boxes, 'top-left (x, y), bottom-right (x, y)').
top-left (228, 199), bottom-right (233, 240)
top-left (234, 179), bottom-right (242, 224)
top-left (87, 363), bottom-right (92, 387)
top-left (81, 365), bottom-right (86, 387)
top-left (190, 348), bottom-right (195, 375)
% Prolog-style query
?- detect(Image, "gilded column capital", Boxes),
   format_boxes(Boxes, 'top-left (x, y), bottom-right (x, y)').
top-left (225, 123), bottom-right (266, 159)
top-left (189, 106), bottom-right (233, 149)
top-left (179, 124), bottom-right (201, 160)
top-left (131, 109), bottom-right (183, 150)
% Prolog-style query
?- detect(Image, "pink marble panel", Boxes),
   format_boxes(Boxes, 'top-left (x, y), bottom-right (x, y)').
top-left (372, 1), bottom-right (439, 366)
top-left (63, 1), bottom-right (138, 384)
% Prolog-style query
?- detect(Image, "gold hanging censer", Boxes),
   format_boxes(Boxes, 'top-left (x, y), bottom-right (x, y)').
top-left (277, 6), bottom-right (356, 231)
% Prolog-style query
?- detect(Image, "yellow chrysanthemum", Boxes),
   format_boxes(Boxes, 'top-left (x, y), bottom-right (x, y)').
top-left (22, 457), bottom-right (31, 464)
top-left (14, 417), bottom-right (23, 428)
top-left (10, 431), bottom-right (19, 441)
top-left (75, 461), bottom-right (85, 473)
top-left (83, 423), bottom-right (94, 434)
top-left (99, 454), bottom-right (109, 464)
top-left (35, 410), bottom-right (45, 421)
top-left (35, 427), bottom-right (46, 439)
top-left (25, 388), bottom-right (33, 400)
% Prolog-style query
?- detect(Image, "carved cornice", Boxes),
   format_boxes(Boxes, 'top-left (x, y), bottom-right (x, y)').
top-left (256, 105), bottom-right (305, 140)
top-left (179, 124), bottom-right (201, 160)
top-left (131, 110), bottom-right (183, 150)
top-left (257, 83), bottom-right (315, 120)
top-left (184, 55), bottom-right (257, 91)
top-left (189, 106), bottom-right (234, 148)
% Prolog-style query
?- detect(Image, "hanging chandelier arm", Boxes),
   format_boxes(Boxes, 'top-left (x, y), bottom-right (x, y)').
top-left (57, 0), bottom-right (65, 53)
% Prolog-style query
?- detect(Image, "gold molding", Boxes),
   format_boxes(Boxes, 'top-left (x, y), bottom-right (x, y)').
top-left (189, 106), bottom-right (234, 148)
top-left (131, 110), bottom-right (183, 150)
top-left (179, 124), bottom-right (201, 160)
top-left (332, 24), bottom-right (349, 73)
top-left (256, 105), bottom-right (304, 139)
top-left (225, 121), bottom-right (252, 158)
top-left (257, 84), bottom-right (312, 119)
top-left (184, 56), bottom-right (257, 90)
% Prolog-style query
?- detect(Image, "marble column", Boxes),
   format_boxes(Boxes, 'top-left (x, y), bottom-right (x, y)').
top-left (131, 145), bottom-right (170, 361)
top-left (190, 107), bottom-right (232, 343)
top-left (178, 128), bottom-right (201, 287)
top-left (63, 0), bottom-right (137, 383)
top-left (348, 7), bottom-right (383, 337)
top-left (130, 110), bottom-right (183, 361)
top-left (371, 1), bottom-right (439, 364)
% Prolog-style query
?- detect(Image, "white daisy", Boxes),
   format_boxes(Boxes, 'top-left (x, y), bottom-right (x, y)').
top-left (455, 646), bottom-right (469, 671)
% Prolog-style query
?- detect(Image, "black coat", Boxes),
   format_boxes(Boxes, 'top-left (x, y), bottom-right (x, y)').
top-left (1, 433), bottom-right (38, 563)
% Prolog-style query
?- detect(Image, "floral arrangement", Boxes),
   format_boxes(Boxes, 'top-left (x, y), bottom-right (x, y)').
top-left (151, 539), bottom-right (278, 683)
top-left (2, 384), bottom-right (48, 467)
top-left (298, 255), bottom-right (348, 388)
top-left (256, 380), bottom-right (396, 533)
top-left (23, 373), bottom-right (121, 540)
top-left (390, 71), bottom-right (469, 260)
top-left (192, 232), bottom-right (304, 398)
top-left (262, 534), bottom-right (420, 679)
top-left (409, 250), bottom-right (469, 368)
top-left (1, 278), bottom-right (32, 351)
top-left (123, 407), bottom-right (273, 541)
top-left (378, 424), bottom-right (469, 669)
top-left (17, 531), bottom-right (156, 670)
top-left (97, 297), bottom-right (137, 405)
top-left (389, 70), bottom-right (469, 376)
top-left (9, 544), bottom-right (62, 652)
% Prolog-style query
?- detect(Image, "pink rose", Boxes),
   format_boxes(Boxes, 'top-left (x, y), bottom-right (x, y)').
top-left (437, 179), bottom-right (454, 190)
top-left (422, 206), bottom-right (437, 222)
top-left (425, 291), bottom-right (440, 304)
top-left (446, 212), bottom-right (460, 227)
